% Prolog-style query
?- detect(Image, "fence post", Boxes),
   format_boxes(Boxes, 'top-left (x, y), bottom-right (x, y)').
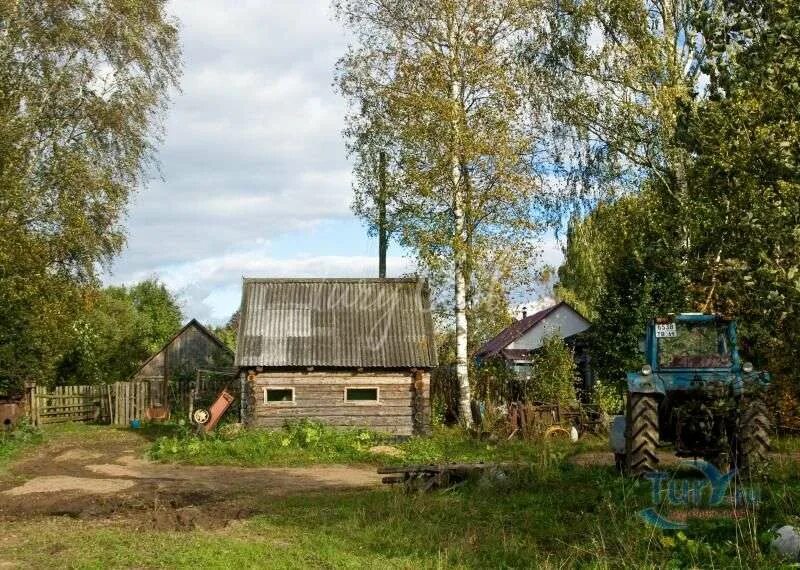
top-left (24, 382), bottom-right (38, 427)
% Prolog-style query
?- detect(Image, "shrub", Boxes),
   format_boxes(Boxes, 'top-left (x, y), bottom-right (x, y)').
top-left (528, 334), bottom-right (579, 407)
top-left (593, 378), bottom-right (624, 417)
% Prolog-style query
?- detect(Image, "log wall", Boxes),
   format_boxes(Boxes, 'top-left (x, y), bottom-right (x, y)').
top-left (245, 369), bottom-right (430, 436)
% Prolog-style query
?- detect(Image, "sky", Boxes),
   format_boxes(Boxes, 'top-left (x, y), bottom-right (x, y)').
top-left (104, 0), bottom-right (563, 324)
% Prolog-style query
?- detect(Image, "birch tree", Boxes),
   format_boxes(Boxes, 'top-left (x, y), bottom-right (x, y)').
top-left (335, 0), bottom-right (547, 425)
top-left (542, 0), bottom-right (718, 249)
top-left (0, 1), bottom-right (180, 390)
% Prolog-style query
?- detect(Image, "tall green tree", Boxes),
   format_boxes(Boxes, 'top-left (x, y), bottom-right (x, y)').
top-left (541, 0), bottom-right (718, 269)
top-left (335, 0), bottom-right (547, 425)
top-left (57, 278), bottom-right (182, 385)
top-left (680, 0), bottom-right (800, 372)
top-left (557, 0), bottom-right (800, 385)
top-left (0, 1), bottom-right (180, 392)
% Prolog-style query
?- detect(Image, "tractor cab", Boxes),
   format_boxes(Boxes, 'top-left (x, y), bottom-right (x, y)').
top-left (627, 314), bottom-right (764, 398)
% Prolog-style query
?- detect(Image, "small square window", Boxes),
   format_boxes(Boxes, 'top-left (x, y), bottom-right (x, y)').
top-left (265, 388), bottom-right (294, 404)
top-left (345, 387), bottom-right (378, 402)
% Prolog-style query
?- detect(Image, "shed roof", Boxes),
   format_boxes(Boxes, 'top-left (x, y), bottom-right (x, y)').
top-left (235, 278), bottom-right (437, 369)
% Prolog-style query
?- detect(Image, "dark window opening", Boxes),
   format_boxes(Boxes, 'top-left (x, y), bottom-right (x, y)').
top-left (266, 388), bottom-right (294, 403)
top-left (346, 388), bottom-right (378, 402)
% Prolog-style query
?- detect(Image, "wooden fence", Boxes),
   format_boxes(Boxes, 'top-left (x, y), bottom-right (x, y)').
top-left (110, 379), bottom-right (166, 426)
top-left (26, 384), bottom-right (111, 426)
top-left (25, 371), bottom-right (238, 427)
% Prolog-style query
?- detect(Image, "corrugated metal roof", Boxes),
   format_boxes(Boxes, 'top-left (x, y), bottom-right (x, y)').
top-left (235, 278), bottom-right (437, 369)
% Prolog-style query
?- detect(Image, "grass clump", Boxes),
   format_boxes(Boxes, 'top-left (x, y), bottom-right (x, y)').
top-left (150, 420), bottom-right (390, 466)
top-left (0, 420), bottom-right (43, 472)
top-left (148, 421), bottom-right (590, 467)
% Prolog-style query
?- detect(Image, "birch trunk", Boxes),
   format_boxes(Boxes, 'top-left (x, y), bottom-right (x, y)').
top-left (450, 75), bottom-right (472, 427)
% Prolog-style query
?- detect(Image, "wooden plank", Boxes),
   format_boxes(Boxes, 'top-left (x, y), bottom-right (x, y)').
top-left (252, 376), bottom-right (414, 386)
top-left (35, 393), bottom-right (100, 400)
top-left (253, 415), bottom-right (413, 427)
top-left (253, 371), bottom-right (414, 379)
top-left (37, 402), bottom-right (97, 410)
top-left (255, 396), bottom-right (413, 407)
top-left (124, 382), bottom-right (129, 425)
top-left (117, 383), bottom-right (122, 426)
top-left (256, 406), bottom-right (412, 416)
top-left (113, 383), bottom-right (118, 425)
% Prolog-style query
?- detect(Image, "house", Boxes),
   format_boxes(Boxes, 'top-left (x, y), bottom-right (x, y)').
top-left (133, 318), bottom-right (234, 382)
top-left (235, 278), bottom-right (437, 435)
top-left (474, 301), bottom-right (593, 393)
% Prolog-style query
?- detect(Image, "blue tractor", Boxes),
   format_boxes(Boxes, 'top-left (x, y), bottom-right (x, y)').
top-left (614, 313), bottom-right (771, 476)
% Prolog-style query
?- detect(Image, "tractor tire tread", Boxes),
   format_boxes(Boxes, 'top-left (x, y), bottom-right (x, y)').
top-left (735, 394), bottom-right (770, 477)
top-left (626, 394), bottom-right (659, 475)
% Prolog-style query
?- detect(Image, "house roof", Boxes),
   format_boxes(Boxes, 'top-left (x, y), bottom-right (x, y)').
top-left (235, 278), bottom-right (437, 369)
top-left (474, 301), bottom-right (588, 359)
top-left (132, 318), bottom-right (233, 377)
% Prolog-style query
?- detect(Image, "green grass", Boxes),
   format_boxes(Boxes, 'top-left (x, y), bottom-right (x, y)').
top-left (3, 422), bottom-right (799, 567)
top-left (0, 420), bottom-right (43, 473)
top-left (4, 458), bottom-right (799, 568)
top-left (772, 435), bottom-right (800, 454)
top-left (148, 421), bottom-right (608, 467)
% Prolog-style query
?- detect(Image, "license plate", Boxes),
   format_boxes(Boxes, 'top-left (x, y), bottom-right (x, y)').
top-left (655, 323), bottom-right (677, 338)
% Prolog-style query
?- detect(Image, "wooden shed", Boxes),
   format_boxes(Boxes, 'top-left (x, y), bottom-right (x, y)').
top-left (235, 278), bottom-right (437, 436)
top-left (133, 319), bottom-right (234, 382)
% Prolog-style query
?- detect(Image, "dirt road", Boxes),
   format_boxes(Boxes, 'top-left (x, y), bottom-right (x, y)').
top-left (0, 428), bottom-right (382, 530)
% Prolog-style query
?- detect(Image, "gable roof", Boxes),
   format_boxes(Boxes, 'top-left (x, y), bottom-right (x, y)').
top-left (474, 301), bottom-right (589, 359)
top-left (133, 318), bottom-right (233, 376)
top-left (235, 278), bottom-right (437, 369)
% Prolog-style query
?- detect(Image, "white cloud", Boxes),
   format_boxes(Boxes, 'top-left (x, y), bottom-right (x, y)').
top-left (106, 1), bottom-right (566, 325)
top-left (107, 0), bottom-right (359, 314)
top-left (128, 242), bottom-right (416, 322)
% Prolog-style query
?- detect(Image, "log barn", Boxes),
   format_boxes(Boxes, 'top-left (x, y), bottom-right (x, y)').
top-left (235, 278), bottom-right (437, 435)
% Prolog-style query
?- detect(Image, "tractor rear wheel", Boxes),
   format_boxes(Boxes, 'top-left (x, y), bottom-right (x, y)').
top-left (732, 393), bottom-right (770, 477)
top-left (626, 393), bottom-right (660, 475)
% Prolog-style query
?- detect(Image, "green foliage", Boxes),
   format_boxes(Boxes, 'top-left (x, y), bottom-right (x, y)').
top-left (126, 280), bottom-right (184, 354)
top-left (592, 378), bottom-right (624, 417)
top-left (0, 420), bottom-right (42, 472)
top-left (556, 0), bottom-right (800, 395)
top-left (149, 422), bottom-right (549, 467)
top-left (211, 310), bottom-right (239, 353)
top-left (472, 358), bottom-right (518, 404)
top-left (0, 1), bottom-right (181, 394)
top-left (335, 1), bottom-right (549, 420)
top-left (56, 278), bottom-right (182, 385)
top-left (528, 335), bottom-right (578, 407)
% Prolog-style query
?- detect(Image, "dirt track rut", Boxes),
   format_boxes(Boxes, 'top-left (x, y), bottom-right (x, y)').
top-left (0, 429), bottom-right (381, 529)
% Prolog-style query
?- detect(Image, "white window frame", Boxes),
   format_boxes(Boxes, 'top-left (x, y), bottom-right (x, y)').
top-left (263, 387), bottom-right (295, 405)
top-left (344, 386), bottom-right (380, 404)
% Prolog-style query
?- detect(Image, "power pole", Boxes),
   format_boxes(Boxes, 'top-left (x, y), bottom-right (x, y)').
top-left (378, 150), bottom-right (387, 278)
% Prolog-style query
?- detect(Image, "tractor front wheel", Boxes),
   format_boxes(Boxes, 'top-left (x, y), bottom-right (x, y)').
top-left (626, 393), bottom-right (660, 475)
top-left (732, 393), bottom-right (770, 477)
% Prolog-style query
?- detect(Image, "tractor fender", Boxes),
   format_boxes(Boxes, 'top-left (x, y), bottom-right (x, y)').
top-left (626, 372), bottom-right (666, 396)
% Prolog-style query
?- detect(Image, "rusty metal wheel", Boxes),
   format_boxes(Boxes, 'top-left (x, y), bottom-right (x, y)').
top-left (192, 408), bottom-right (210, 425)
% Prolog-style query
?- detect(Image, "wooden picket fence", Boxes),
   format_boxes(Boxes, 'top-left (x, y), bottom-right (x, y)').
top-left (26, 384), bottom-right (111, 426)
top-left (25, 372), bottom-right (237, 427)
top-left (110, 379), bottom-right (166, 426)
